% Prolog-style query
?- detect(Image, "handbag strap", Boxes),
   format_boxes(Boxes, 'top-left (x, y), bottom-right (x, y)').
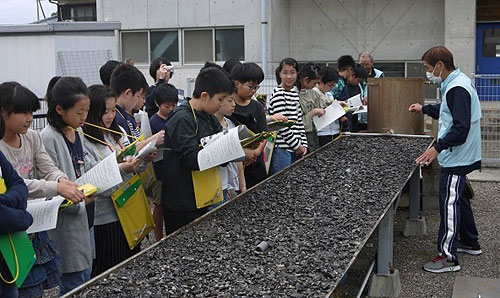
top-left (0, 234), bottom-right (19, 284)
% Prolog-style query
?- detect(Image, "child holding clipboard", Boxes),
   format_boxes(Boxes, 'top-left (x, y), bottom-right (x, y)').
top-left (0, 113), bottom-right (32, 297)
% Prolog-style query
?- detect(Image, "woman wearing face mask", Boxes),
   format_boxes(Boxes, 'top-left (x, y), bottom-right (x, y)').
top-left (408, 46), bottom-right (482, 274)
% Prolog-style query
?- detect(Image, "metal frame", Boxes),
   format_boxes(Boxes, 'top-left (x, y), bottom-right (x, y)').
top-left (64, 134), bottom-right (433, 298)
top-left (470, 73), bottom-right (500, 167)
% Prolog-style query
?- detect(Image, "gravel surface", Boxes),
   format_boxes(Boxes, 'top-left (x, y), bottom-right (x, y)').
top-left (337, 181), bottom-right (500, 298)
top-left (72, 136), bottom-right (431, 298)
top-left (394, 181), bottom-right (500, 298)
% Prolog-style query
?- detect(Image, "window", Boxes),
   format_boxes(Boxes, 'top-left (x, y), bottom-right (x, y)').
top-left (215, 28), bottom-right (244, 61)
top-left (184, 30), bottom-right (213, 64)
top-left (59, 4), bottom-right (96, 21)
top-left (150, 31), bottom-right (179, 62)
top-left (483, 28), bottom-right (500, 57)
top-left (122, 32), bottom-right (149, 64)
top-left (121, 27), bottom-right (244, 65)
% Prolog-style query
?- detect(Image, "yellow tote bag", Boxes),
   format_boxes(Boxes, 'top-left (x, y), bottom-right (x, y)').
top-left (138, 162), bottom-right (157, 191)
top-left (192, 166), bottom-right (223, 209)
top-left (111, 174), bottom-right (154, 249)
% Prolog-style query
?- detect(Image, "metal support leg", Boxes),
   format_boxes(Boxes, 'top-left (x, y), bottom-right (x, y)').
top-left (404, 167), bottom-right (427, 237)
top-left (409, 167), bottom-right (421, 220)
top-left (377, 207), bottom-right (393, 276)
top-left (368, 207), bottom-right (401, 297)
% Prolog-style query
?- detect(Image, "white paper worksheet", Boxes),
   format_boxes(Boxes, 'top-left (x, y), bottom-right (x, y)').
top-left (313, 101), bottom-right (346, 131)
top-left (76, 152), bottom-right (122, 195)
top-left (26, 196), bottom-right (65, 234)
top-left (134, 110), bottom-right (152, 138)
top-left (347, 94), bottom-right (363, 107)
top-left (197, 127), bottom-right (245, 171)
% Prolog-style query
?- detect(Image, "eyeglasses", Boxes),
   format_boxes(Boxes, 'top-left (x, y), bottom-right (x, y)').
top-left (244, 84), bottom-right (260, 91)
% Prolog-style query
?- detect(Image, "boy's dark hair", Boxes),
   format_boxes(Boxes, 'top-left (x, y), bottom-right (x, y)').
top-left (84, 84), bottom-right (121, 143)
top-left (353, 64), bottom-right (368, 80)
top-left (319, 66), bottom-right (339, 84)
top-left (0, 81), bottom-right (40, 115)
top-left (223, 58), bottom-right (242, 74)
top-left (296, 62), bottom-right (321, 90)
top-left (201, 62), bottom-right (237, 94)
top-left (337, 55), bottom-right (356, 72)
top-left (0, 82), bottom-right (40, 138)
top-left (110, 64), bottom-right (148, 97)
top-left (421, 46), bottom-right (456, 70)
top-left (230, 63), bottom-right (264, 84)
top-left (99, 60), bottom-right (120, 86)
top-left (154, 83), bottom-right (179, 106)
top-left (193, 67), bottom-right (233, 98)
top-left (202, 61), bottom-right (229, 75)
top-left (149, 57), bottom-right (173, 81)
top-left (47, 77), bottom-right (89, 131)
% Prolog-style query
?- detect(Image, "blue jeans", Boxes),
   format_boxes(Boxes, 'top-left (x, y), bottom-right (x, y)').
top-left (59, 270), bottom-right (87, 296)
top-left (270, 147), bottom-right (300, 175)
top-left (83, 226), bottom-right (94, 281)
top-left (0, 282), bottom-right (18, 298)
top-left (208, 189), bottom-right (229, 211)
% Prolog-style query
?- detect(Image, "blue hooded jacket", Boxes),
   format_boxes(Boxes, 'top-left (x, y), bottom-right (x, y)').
top-left (0, 150), bottom-right (32, 233)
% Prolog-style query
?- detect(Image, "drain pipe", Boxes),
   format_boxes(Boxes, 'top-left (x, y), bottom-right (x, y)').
top-left (261, 0), bottom-right (267, 75)
top-left (356, 258), bottom-right (376, 298)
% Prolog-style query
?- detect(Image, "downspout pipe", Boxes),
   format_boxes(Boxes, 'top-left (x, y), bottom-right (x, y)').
top-left (261, 0), bottom-right (267, 75)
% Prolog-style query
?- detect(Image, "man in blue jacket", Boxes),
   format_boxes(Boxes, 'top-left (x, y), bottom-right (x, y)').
top-left (409, 46), bottom-right (482, 273)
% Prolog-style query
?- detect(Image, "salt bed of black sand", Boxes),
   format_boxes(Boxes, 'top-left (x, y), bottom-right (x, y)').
top-left (75, 136), bottom-right (431, 298)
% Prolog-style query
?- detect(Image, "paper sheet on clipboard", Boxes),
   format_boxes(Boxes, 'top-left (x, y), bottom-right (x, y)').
top-left (313, 101), bottom-right (346, 131)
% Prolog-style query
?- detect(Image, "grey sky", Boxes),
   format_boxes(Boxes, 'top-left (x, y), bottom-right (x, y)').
top-left (0, 0), bottom-right (57, 24)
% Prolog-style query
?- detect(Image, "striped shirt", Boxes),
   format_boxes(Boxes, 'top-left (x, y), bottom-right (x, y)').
top-left (269, 86), bottom-right (308, 152)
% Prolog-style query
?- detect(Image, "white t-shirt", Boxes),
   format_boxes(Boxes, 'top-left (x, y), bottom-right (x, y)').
top-left (218, 118), bottom-right (240, 191)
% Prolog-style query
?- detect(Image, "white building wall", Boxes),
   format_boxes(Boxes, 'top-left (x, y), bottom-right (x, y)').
top-left (0, 35), bottom-right (56, 97)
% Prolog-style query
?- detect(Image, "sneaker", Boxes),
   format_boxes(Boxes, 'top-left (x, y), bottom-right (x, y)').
top-left (423, 255), bottom-right (461, 273)
top-left (457, 242), bottom-right (482, 255)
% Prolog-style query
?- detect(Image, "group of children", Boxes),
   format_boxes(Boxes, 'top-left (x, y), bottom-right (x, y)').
top-left (0, 53), bottom-right (370, 297)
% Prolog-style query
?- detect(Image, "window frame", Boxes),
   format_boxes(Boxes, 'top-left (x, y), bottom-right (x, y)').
top-left (182, 28), bottom-right (216, 65)
top-left (149, 29), bottom-right (182, 65)
top-left (120, 30), bottom-right (150, 66)
top-left (214, 27), bottom-right (245, 62)
top-left (120, 27), bottom-right (244, 66)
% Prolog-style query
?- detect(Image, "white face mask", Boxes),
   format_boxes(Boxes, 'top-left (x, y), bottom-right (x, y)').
top-left (426, 64), bottom-right (442, 84)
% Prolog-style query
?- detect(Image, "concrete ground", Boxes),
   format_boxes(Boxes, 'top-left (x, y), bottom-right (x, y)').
top-left (339, 180), bottom-right (500, 298)
top-left (468, 168), bottom-right (500, 182)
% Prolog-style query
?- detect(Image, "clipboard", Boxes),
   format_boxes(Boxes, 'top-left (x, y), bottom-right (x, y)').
top-left (0, 174), bottom-right (36, 288)
top-left (111, 175), bottom-right (154, 249)
top-left (59, 183), bottom-right (99, 210)
top-left (0, 232), bottom-right (36, 287)
top-left (266, 120), bottom-right (296, 132)
top-left (117, 134), bottom-right (146, 161)
top-left (262, 132), bottom-right (277, 175)
top-left (192, 167), bottom-right (223, 209)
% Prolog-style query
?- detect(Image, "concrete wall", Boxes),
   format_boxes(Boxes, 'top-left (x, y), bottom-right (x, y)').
top-left (96, 0), bottom-right (476, 91)
top-left (444, 0), bottom-right (476, 76)
top-left (0, 35), bottom-right (57, 97)
top-left (97, 0), bottom-right (264, 90)
top-left (287, 0), bottom-right (444, 62)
